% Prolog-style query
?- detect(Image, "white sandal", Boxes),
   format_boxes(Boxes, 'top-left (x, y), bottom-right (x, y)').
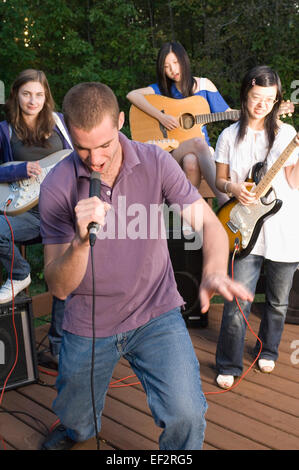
top-left (258, 359), bottom-right (275, 373)
top-left (216, 374), bottom-right (234, 389)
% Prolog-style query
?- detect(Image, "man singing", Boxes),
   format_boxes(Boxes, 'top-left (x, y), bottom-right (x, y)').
top-left (39, 82), bottom-right (252, 450)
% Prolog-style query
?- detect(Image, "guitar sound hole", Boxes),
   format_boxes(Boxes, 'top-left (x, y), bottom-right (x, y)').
top-left (181, 113), bottom-right (195, 130)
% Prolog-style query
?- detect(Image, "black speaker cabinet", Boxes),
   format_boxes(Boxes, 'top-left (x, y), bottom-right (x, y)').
top-left (167, 227), bottom-right (208, 327)
top-left (0, 296), bottom-right (38, 391)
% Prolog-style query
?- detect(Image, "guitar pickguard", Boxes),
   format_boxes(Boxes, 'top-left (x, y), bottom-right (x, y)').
top-left (0, 149), bottom-right (72, 215)
top-left (4, 164), bottom-right (54, 212)
top-left (229, 199), bottom-right (278, 249)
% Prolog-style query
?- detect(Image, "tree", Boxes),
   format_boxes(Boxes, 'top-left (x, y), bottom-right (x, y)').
top-left (0, 0), bottom-right (297, 136)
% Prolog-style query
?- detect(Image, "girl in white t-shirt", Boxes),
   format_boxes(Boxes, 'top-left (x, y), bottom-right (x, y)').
top-left (214, 65), bottom-right (299, 389)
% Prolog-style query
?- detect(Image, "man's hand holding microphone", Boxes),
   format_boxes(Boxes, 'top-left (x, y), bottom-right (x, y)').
top-left (74, 171), bottom-right (111, 247)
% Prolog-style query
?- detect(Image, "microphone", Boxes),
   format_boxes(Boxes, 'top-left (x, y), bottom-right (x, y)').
top-left (88, 171), bottom-right (101, 246)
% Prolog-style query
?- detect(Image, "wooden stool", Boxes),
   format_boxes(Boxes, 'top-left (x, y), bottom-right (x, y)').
top-left (199, 177), bottom-right (216, 208)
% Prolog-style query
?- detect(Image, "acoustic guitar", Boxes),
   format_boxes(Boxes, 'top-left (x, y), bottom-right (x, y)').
top-left (129, 95), bottom-right (295, 144)
top-left (217, 131), bottom-right (299, 258)
top-left (129, 95), bottom-right (240, 143)
top-left (0, 149), bottom-right (72, 216)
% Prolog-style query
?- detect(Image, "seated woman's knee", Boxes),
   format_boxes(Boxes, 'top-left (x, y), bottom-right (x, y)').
top-left (182, 153), bottom-right (199, 174)
top-left (192, 137), bottom-right (209, 153)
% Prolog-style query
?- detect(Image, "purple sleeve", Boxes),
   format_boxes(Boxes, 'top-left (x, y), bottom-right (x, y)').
top-left (39, 168), bottom-right (76, 245)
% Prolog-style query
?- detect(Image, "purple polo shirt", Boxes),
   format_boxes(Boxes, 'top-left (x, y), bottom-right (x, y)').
top-left (39, 132), bottom-right (201, 337)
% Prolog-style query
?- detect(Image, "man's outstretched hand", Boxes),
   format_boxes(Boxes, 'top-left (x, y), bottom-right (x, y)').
top-left (199, 272), bottom-right (254, 314)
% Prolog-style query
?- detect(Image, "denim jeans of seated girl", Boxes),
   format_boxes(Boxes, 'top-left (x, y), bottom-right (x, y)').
top-left (0, 209), bottom-right (40, 280)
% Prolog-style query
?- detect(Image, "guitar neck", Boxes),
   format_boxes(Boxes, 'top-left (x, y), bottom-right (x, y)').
top-left (255, 136), bottom-right (298, 198)
top-left (195, 110), bottom-right (240, 124)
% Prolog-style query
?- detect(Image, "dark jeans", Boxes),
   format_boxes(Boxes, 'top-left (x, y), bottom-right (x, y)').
top-left (48, 297), bottom-right (65, 356)
top-left (216, 254), bottom-right (298, 376)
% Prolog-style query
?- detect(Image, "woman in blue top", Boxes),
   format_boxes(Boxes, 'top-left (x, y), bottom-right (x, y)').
top-left (0, 69), bottom-right (73, 361)
top-left (127, 41), bottom-right (234, 206)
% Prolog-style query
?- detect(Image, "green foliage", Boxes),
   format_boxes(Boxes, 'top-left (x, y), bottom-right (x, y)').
top-left (25, 244), bottom-right (46, 295)
top-left (1, 0), bottom-right (297, 130)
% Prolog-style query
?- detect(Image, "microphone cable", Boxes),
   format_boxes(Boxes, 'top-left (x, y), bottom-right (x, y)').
top-left (90, 243), bottom-right (100, 450)
top-left (0, 200), bottom-right (19, 407)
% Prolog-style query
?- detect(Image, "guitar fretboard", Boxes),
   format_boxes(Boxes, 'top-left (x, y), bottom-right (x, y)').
top-left (195, 110), bottom-right (240, 124)
top-left (255, 135), bottom-right (298, 198)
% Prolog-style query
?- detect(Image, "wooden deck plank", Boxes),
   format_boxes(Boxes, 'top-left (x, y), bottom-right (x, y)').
top-left (205, 400), bottom-right (299, 450)
top-left (1, 303), bottom-right (298, 451)
top-left (204, 421), bottom-right (269, 450)
top-left (0, 408), bottom-right (45, 450)
top-left (0, 389), bottom-right (54, 435)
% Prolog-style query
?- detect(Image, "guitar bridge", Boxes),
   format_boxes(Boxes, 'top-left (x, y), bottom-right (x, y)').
top-left (159, 110), bottom-right (168, 138)
top-left (226, 220), bottom-right (239, 233)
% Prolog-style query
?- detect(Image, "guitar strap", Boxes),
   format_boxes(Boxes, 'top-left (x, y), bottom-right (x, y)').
top-left (53, 113), bottom-right (73, 149)
top-left (199, 77), bottom-right (206, 91)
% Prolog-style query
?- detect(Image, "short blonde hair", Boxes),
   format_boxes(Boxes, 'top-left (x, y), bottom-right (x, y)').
top-left (63, 82), bottom-right (120, 131)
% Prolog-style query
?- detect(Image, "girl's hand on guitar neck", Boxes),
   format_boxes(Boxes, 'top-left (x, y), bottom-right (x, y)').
top-left (231, 181), bottom-right (258, 205)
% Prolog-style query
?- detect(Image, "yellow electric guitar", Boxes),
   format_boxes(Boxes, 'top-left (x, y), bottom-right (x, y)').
top-left (217, 131), bottom-right (299, 258)
top-left (0, 149), bottom-right (72, 215)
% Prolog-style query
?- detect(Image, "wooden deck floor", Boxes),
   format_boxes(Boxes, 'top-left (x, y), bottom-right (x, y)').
top-left (1, 302), bottom-right (298, 451)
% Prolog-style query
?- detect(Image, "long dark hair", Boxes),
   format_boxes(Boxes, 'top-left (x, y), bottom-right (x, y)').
top-left (156, 41), bottom-right (196, 97)
top-left (237, 65), bottom-right (282, 152)
top-left (4, 69), bottom-right (55, 146)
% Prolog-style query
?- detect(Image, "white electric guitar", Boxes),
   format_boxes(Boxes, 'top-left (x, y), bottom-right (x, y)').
top-left (0, 149), bottom-right (72, 215)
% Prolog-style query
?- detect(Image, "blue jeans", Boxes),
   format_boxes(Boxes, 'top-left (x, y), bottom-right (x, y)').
top-left (53, 308), bottom-right (208, 450)
top-left (216, 254), bottom-right (298, 376)
top-left (0, 209), bottom-right (40, 280)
